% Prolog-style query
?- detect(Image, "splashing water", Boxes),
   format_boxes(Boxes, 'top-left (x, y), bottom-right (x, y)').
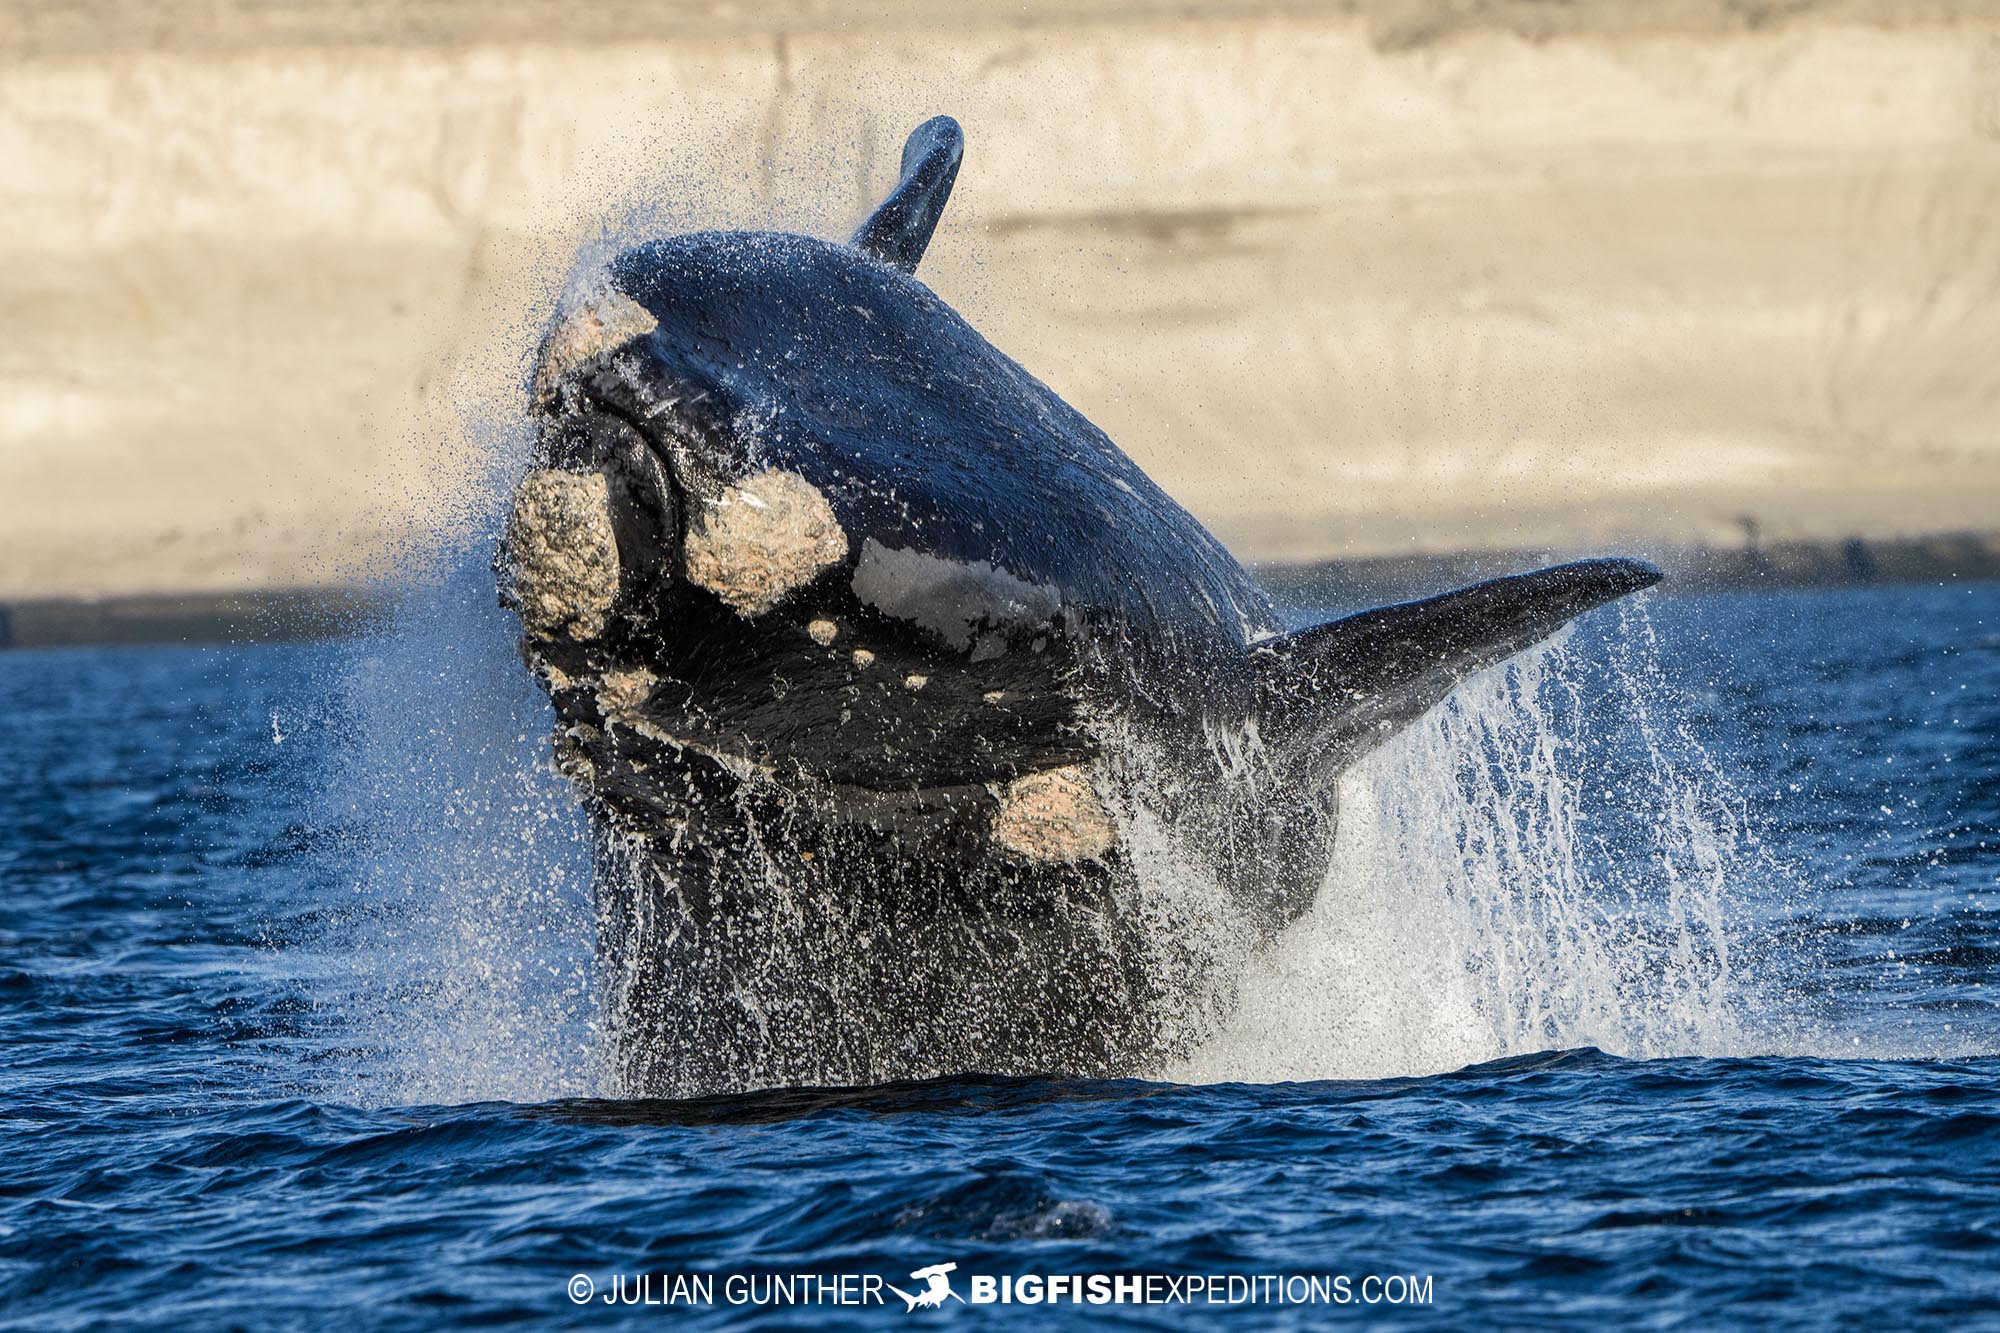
top-left (307, 473), bottom-right (606, 1106)
top-left (1174, 606), bottom-right (1780, 1084)
top-left (310, 574), bottom-right (600, 1107)
top-left (312, 551), bottom-right (1785, 1101)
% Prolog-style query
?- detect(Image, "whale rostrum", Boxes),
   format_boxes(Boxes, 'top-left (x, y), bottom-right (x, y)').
top-left (498, 116), bottom-right (1661, 1095)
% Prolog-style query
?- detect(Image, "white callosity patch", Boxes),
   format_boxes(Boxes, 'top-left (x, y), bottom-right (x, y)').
top-left (595, 666), bottom-right (657, 720)
top-left (806, 618), bottom-right (839, 646)
top-left (530, 288), bottom-right (658, 407)
top-left (990, 766), bottom-right (1118, 864)
top-left (683, 469), bottom-right (848, 616)
top-left (850, 538), bottom-right (1060, 654)
top-left (504, 468), bottom-right (620, 641)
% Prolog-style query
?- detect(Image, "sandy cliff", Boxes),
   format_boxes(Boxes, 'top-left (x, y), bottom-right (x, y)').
top-left (3, 1), bottom-right (1998, 597)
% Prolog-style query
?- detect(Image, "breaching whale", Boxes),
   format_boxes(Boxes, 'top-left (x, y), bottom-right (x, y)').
top-left (499, 116), bottom-right (1660, 1095)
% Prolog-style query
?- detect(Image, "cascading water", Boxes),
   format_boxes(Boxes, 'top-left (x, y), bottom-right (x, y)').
top-left (1175, 603), bottom-right (1781, 1084)
top-left (304, 411), bottom-right (607, 1107)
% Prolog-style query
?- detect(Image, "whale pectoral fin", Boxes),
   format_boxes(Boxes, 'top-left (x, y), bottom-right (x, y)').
top-left (851, 116), bottom-right (964, 274)
top-left (1255, 558), bottom-right (1662, 777)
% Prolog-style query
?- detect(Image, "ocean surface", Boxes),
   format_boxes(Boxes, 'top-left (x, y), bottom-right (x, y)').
top-left (2, 578), bottom-right (1996, 1329)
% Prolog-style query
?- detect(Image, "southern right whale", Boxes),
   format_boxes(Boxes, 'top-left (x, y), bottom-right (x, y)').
top-left (499, 115), bottom-right (1661, 1095)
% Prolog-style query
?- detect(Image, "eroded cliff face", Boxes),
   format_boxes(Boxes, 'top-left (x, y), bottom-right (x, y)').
top-left (3, 2), bottom-right (1997, 597)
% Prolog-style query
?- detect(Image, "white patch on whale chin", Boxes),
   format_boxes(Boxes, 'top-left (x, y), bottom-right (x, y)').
top-left (849, 538), bottom-right (1060, 653)
top-left (683, 470), bottom-right (848, 617)
top-left (595, 666), bottom-right (657, 719)
top-left (503, 468), bottom-right (621, 641)
top-left (990, 765), bottom-right (1117, 864)
top-left (530, 288), bottom-right (658, 407)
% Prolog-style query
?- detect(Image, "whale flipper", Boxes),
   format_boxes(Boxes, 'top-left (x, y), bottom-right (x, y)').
top-left (852, 116), bottom-right (964, 273)
top-left (1257, 559), bottom-right (1661, 782)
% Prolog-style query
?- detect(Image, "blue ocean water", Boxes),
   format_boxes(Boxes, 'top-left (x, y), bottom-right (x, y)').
top-left (1, 581), bottom-right (1996, 1329)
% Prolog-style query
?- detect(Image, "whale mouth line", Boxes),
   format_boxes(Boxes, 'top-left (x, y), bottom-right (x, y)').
top-left (586, 708), bottom-right (1116, 868)
top-left (593, 701), bottom-right (1085, 809)
top-left (581, 707), bottom-right (1006, 847)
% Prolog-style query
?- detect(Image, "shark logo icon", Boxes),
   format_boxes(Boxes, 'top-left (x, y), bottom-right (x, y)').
top-left (887, 1262), bottom-right (963, 1312)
